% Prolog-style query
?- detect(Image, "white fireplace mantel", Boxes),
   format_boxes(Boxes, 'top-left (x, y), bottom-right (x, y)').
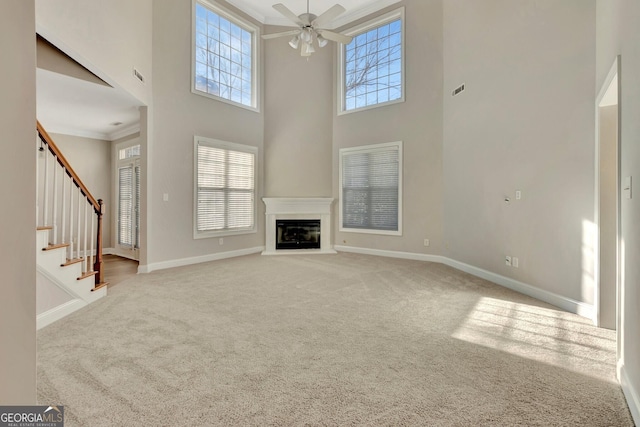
top-left (262, 198), bottom-right (336, 255)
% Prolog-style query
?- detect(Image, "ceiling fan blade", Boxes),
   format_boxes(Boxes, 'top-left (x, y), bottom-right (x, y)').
top-left (312, 4), bottom-right (346, 28)
top-left (262, 29), bottom-right (301, 40)
top-left (273, 3), bottom-right (305, 27)
top-left (318, 30), bottom-right (353, 45)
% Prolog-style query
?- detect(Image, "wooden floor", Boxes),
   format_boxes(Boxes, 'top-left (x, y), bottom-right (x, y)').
top-left (102, 254), bottom-right (138, 288)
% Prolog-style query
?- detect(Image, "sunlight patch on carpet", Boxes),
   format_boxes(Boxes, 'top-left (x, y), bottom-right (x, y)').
top-left (451, 297), bottom-right (618, 384)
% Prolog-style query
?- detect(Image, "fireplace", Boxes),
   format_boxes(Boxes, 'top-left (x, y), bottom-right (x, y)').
top-left (276, 220), bottom-right (321, 250)
top-left (262, 198), bottom-right (336, 255)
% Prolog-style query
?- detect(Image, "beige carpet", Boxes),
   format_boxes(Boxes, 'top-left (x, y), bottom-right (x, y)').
top-left (37, 253), bottom-right (634, 426)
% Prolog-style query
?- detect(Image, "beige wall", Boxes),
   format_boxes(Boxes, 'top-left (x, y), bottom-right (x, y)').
top-left (36, 35), bottom-right (108, 87)
top-left (443, 0), bottom-right (596, 303)
top-left (333, 0), bottom-right (444, 255)
top-left (35, 0), bottom-right (152, 105)
top-left (0, 0), bottom-right (36, 404)
top-left (597, 0), bottom-right (640, 421)
top-left (264, 26), bottom-right (334, 198)
top-left (147, 0), bottom-right (265, 266)
top-left (52, 133), bottom-right (113, 249)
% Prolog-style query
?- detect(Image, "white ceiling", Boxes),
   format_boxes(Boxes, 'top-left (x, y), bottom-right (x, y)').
top-left (37, 68), bottom-right (141, 141)
top-left (227, 0), bottom-right (400, 28)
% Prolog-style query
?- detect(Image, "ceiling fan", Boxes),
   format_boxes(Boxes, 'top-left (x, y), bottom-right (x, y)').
top-left (262, 1), bottom-right (353, 57)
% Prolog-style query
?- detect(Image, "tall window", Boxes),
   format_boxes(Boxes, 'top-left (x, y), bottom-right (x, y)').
top-left (193, 0), bottom-right (258, 110)
top-left (194, 136), bottom-right (257, 238)
top-left (338, 8), bottom-right (405, 114)
top-left (116, 142), bottom-right (141, 260)
top-left (339, 141), bottom-right (402, 235)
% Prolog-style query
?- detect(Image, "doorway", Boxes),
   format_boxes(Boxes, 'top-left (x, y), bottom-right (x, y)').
top-left (115, 140), bottom-right (141, 261)
top-left (595, 57), bottom-right (620, 331)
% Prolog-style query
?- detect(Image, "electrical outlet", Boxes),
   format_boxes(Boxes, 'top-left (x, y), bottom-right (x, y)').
top-left (219, 238), bottom-right (223, 245)
top-left (505, 256), bottom-right (512, 266)
top-left (512, 257), bottom-right (519, 268)
top-left (515, 190), bottom-right (522, 200)
top-left (424, 239), bottom-right (430, 247)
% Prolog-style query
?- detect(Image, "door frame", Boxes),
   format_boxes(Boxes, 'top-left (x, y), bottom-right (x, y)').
top-left (593, 56), bottom-right (621, 334)
top-left (114, 139), bottom-right (141, 261)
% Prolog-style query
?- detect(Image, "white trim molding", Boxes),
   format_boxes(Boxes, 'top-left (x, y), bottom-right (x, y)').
top-left (37, 299), bottom-right (86, 330)
top-left (335, 245), bottom-right (595, 319)
top-left (138, 246), bottom-right (264, 273)
top-left (620, 363), bottom-right (640, 425)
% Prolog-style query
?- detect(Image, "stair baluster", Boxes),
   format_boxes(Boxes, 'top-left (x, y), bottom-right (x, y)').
top-left (52, 159), bottom-right (58, 245)
top-left (36, 121), bottom-right (106, 289)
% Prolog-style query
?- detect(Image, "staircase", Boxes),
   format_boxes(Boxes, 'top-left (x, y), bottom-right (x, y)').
top-left (36, 121), bottom-right (108, 329)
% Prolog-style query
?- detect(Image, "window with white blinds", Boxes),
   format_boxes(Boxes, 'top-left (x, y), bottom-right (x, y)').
top-left (339, 141), bottom-right (402, 235)
top-left (194, 136), bottom-right (257, 238)
top-left (118, 166), bottom-right (134, 246)
top-left (118, 161), bottom-right (140, 248)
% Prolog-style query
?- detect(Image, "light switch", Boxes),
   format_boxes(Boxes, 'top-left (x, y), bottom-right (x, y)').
top-left (624, 176), bottom-right (632, 199)
top-left (163, 193), bottom-right (169, 202)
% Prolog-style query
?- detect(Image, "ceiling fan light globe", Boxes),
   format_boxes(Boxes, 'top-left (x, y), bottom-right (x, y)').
top-left (317, 35), bottom-right (328, 48)
top-left (300, 30), bottom-right (312, 43)
top-left (303, 42), bottom-right (315, 55)
top-left (288, 36), bottom-right (300, 49)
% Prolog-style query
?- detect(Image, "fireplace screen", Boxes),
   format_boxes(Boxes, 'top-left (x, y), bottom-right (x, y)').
top-left (276, 220), bottom-right (321, 250)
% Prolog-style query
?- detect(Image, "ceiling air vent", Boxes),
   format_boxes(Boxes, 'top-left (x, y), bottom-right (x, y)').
top-left (133, 68), bottom-right (145, 84)
top-left (452, 83), bottom-right (465, 97)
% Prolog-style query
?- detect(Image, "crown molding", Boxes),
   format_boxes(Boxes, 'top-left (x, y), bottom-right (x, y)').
top-left (233, 0), bottom-right (402, 29)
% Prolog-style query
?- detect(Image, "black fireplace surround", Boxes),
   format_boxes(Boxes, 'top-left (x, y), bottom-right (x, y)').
top-left (276, 219), bottom-right (321, 250)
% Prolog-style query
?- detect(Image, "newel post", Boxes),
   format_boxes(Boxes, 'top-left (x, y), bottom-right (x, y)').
top-left (94, 199), bottom-right (104, 285)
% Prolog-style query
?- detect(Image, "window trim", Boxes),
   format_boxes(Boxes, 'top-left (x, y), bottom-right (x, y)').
top-left (191, 0), bottom-right (261, 112)
top-left (339, 141), bottom-right (403, 236)
top-left (337, 7), bottom-right (405, 116)
top-left (193, 135), bottom-right (258, 239)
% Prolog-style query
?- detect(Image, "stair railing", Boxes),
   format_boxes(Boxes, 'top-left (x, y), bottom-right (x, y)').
top-left (36, 121), bottom-right (105, 288)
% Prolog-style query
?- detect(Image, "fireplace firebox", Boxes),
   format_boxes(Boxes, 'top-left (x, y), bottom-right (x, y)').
top-left (276, 220), bottom-right (321, 250)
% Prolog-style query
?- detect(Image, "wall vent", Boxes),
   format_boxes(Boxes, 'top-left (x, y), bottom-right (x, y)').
top-left (452, 83), bottom-right (465, 96)
top-left (133, 68), bottom-right (145, 84)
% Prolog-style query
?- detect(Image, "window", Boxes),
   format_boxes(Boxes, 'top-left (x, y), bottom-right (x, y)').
top-left (194, 136), bottom-right (257, 238)
top-left (115, 142), bottom-right (140, 259)
top-left (339, 141), bottom-right (402, 235)
top-left (119, 145), bottom-right (140, 160)
top-left (338, 8), bottom-right (405, 114)
top-left (193, 0), bottom-right (259, 110)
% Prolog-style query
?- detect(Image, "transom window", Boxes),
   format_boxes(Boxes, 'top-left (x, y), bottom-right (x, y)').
top-left (194, 136), bottom-right (257, 239)
top-left (193, 0), bottom-right (258, 110)
top-left (339, 141), bottom-right (403, 235)
top-left (338, 8), bottom-right (405, 114)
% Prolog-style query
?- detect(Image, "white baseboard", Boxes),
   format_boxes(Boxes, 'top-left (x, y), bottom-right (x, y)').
top-left (103, 247), bottom-right (115, 255)
top-left (138, 246), bottom-right (265, 273)
top-left (620, 362), bottom-right (640, 425)
top-left (334, 245), bottom-right (444, 263)
top-left (334, 245), bottom-right (594, 319)
top-left (37, 299), bottom-right (86, 330)
top-left (442, 257), bottom-right (594, 318)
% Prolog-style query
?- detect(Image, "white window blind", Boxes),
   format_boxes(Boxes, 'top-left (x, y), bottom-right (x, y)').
top-left (118, 166), bottom-right (133, 246)
top-left (118, 163), bottom-right (141, 248)
top-left (134, 164), bottom-right (140, 248)
top-left (195, 137), bottom-right (257, 238)
top-left (340, 142), bottom-right (402, 234)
